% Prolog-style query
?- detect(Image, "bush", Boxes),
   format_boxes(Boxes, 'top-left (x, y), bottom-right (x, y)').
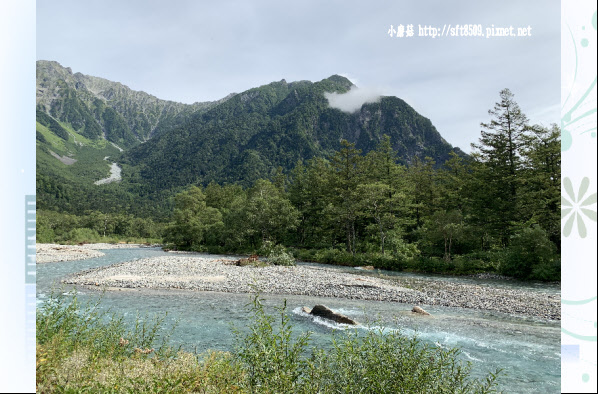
top-left (37, 291), bottom-right (172, 358)
top-left (387, 235), bottom-right (420, 257)
top-left (451, 255), bottom-right (497, 275)
top-left (36, 227), bottom-right (56, 243)
top-left (501, 226), bottom-right (558, 280)
top-left (36, 292), bottom-right (242, 393)
top-left (233, 295), bottom-right (502, 393)
top-left (267, 244), bottom-right (296, 266)
top-left (63, 228), bottom-right (101, 243)
top-left (530, 258), bottom-right (560, 282)
top-left (356, 252), bottom-right (400, 270)
top-left (232, 298), bottom-right (311, 392)
top-left (291, 248), bottom-right (318, 262)
top-left (37, 293), bottom-right (502, 393)
top-left (407, 256), bottom-right (451, 273)
top-left (315, 329), bottom-right (501, 393)
top-left (313, 248), bottom-right (357, 265)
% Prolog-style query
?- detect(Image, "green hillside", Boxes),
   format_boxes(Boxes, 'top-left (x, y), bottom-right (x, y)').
top-left (122, 75), bottom-right (463, 190)
top-left (36, 60), bottom-right (223, 146)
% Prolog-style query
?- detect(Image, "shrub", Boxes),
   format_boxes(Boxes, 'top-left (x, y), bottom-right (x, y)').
top-left (63, 228), bottom-right (101, 243)
top-left (36, 227), bottom-right (56, 244)
top-left (37, 292), bottom-right (502, 393)
top-left (408, 256), bottom-right (451, 273)
top-left (233, 295), bottom-right (502, 393)
top-left (530, 258), bottom-right (560, 282)
top-left (267, 244), bottom-right (296, 266)
top-left (313, 248), bottom-right (357, 265)
top-left (36, 292), bottom-right (242, 393)
top-left (37, 291), bottom-right (172, 357)
top-left (232, 298), bottom-right (311, 392)
top-left (451, 255), bottom-right (497, 275)
top-left (501, 226), bottom-right (558, 280)
top-left (356, 252), bottom-right (400, 270)
top-left (291, 248), bottom-right (318, 262)
top-left (314, 329), bottom-right (501, 393)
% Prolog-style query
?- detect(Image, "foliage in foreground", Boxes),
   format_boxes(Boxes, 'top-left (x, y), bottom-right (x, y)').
top-left (37, 292), bottom-right (501, 393)
top-left (36, 291), bottom-right (242, 393)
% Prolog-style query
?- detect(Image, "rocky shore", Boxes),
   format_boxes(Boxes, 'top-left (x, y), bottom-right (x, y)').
top-left (36, 243), bottom-right (153, 263)
top-left (393, 277), bottom-right (559, 320)
top-left (61, 255), bottom-right (560, 320)
top-left (36, 244), bottom-right (106, 263)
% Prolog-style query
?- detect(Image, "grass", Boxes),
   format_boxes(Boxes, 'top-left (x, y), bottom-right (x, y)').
top-left (36, 122), bottom-right (68, 153)
top-left (37, 292), bottom-right (503, 393)
top-left (37, 119), bottom-right (122, 185)
top-left (36, 291), bottom-right (243, 393)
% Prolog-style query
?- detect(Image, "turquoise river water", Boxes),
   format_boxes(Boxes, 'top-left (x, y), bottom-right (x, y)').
top-left (37, 247), bottom-right (560, 393)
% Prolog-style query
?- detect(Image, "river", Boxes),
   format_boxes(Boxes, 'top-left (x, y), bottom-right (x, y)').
top-left (37, 247), bottom-right (561, 393)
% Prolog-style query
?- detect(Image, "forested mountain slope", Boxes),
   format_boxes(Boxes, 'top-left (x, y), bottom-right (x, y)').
top-left (36, 62), bottom-right (464, 218)
top-left (36, 60), bottom-right (227, 147)
top-left (122, 74), bottom-right (464, 189)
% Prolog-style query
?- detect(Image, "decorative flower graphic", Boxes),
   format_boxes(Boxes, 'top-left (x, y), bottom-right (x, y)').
top-left (562, 177), bottom-right (597, 238)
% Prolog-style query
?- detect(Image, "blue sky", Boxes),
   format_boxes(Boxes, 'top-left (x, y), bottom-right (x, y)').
top-left (36, 0), bottom-right (560, 152)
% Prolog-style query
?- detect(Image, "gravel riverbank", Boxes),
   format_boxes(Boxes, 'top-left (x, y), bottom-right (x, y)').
top-left (36, 243), bottom-right (155, 263)
top-left (36, 244), bottom-right (106, 263)
top-left (61, 255), bottom-right (560, 320)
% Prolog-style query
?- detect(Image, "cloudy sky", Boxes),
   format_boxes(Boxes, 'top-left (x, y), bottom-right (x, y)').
top-left (36, 0), bottom-right (560, 152)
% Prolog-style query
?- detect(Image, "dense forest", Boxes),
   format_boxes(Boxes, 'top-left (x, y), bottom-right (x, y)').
top-left (38, 89), bottom-right (560, 281)
top-left (120, 74), bottom-right (463, 190)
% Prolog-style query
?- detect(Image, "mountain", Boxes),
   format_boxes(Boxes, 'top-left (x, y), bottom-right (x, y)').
top-left (36, 60), bottom-right (215, 216)
top-left (122, 75), bottom-right (464, 189)
top-left (36, 61), bottom-right (465, 217)
top-left (36, 60), bottom-right (228, 147)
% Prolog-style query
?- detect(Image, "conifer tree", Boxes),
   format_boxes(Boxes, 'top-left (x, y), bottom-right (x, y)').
top-left (470, 88), bottom-right (529, 246)
top-left (329, 140), bottom-right (363, 254)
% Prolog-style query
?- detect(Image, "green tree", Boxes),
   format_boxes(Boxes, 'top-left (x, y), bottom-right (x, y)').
top-left (437, 152), bottom-right (472, 213)
top-left (242, 179), bottom-right (299, 245)
top-left (501, 226), bottom-right (558, 280)
top-left (363, 135), bottom-right (405, 188)
top-left (406, 156), bottom-right (438, 230)
top-left (288, 158), bottom-right (333, 247)
top-left (328, 140), bottom-right (363, 254)
top-left (84, 211), bottom-right (115, 238)
top-left (204, 182), bottom-right (245, 212)
top-left (470, 88), bottom-right (529, 246)
top-left (356, 182), bottom-right (410, 255)
top-left (166, 186), bottom-right (223, 248)
top-left (520, 124), bottom-right (561, 249)
top-left (422, 210), bottom-right (464, 262)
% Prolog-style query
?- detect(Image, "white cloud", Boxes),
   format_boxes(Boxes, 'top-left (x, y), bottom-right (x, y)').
top-left (325, 86), bottom-right (385, 113)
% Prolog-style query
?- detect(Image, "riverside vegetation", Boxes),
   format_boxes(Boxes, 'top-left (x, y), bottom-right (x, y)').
top-left (36, 60), bottom-right (559, 282)
top-left (36, 68), bottom-right (556, 392)
top-left (37, 292), bottom-right (502, 393)
top-left (38, 90), bottom-right (560, 281)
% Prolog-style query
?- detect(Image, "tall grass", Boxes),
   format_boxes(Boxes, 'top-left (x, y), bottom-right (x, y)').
top-left (232, 296), bottom-right (502, 393)
top-left (37, 292), bottom-right (501, 393)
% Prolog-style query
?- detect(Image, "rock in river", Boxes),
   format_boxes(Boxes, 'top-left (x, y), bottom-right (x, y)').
top-left (411, 306), bottom-right (431, 316)
top-left (304, 304), bottom-right (358, 325)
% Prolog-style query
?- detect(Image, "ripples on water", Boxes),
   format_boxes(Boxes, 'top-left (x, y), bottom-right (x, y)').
top-left (37, 248), bottom-right (561, 393)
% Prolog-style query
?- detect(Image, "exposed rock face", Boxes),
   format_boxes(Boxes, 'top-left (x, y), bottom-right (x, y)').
top-left (36, 60), bottom-right (229, 144)
top-left (411, 306), bottom-right (431, 315)
top-left (305, 304), bottom-right (358, 325)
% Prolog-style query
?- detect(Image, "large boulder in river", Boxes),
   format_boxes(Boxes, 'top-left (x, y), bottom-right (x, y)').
top-left (411, 306), bottom-right (431, 316)
top-left (303, 305), bottom-right (358, 325)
